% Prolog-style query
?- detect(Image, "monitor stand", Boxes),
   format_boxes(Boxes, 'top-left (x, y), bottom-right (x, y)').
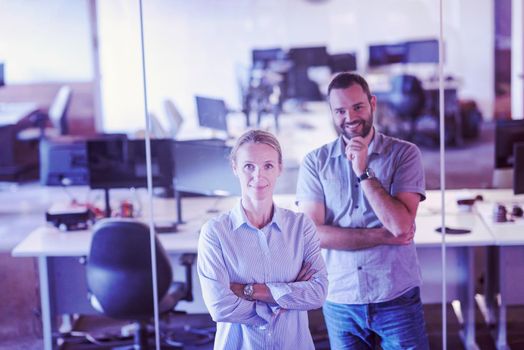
top-left (104, 188), bottom-right (111, 217)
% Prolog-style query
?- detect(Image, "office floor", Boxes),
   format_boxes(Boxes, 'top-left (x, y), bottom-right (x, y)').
top-left (0, 103), bottom-right (521, 349)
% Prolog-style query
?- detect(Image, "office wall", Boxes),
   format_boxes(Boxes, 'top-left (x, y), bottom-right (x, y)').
top-left (0, 0), bottom-right (92, 82)
top-left (0, 0), bottom-right (495, 133)
top-left (97, 0), bottom-right (494, 133)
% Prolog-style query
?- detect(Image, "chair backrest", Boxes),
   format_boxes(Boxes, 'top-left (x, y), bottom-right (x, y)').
top-left (49, 85), bottom-right (72, 135)
top-left (163, 99), bottom-right (184, 138)
top-left (149, 112), bottom-right (169, 138)
top-left (388, 74), bottom-right (425, 118)
top-left (86, 219), bottom-right (173, 320)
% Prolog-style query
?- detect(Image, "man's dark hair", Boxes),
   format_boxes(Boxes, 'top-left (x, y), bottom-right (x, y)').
top-left (327, 72), bottom-right (372, 101)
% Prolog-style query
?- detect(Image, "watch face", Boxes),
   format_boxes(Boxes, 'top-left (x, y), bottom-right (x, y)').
top-left (243, 284), bottom-right (254, 299)
top-left (358, 168), bottom-right (374, 182)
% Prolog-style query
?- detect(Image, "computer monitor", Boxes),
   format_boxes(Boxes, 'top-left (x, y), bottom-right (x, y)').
top-left (252, 48), bottom-right (286, 68)
top-left (173, 140), bottom-right (239, 196)
top-left (87, 138), bottom-right (173, 190)
top-left (405, 39), bottom-right (440, 64)
top-left (368, 43), bottom-right (406, 67)
top-left (39, 138), bottom-right (88, 186)
top-left (195, 96), bottom-right (228, 133)
top-left (288, 46), bottom-right (329, 67)
top-left (493, 119), bottom-right (524, 188)
top-left (328, 53), bottom-right (357, 73)
top-left (514, 142), bottom-right (524, 194)
top-left (495, 120), bottom-right (524, 169)
top-left (0, 62), bottom-right (4, 87)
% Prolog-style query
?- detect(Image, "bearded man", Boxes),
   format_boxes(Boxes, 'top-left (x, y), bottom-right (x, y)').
top-left (296, 72), bottom-right (429, 349)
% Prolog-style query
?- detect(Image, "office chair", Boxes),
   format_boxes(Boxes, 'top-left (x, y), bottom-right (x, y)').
top-left (163, 99), bottom-right (184, 139)
top-left (17, 85), bottom-right (72, 140)
top-left (386, 74), bottom-right (425, 141)
top-left (85, 219), bottom-right (194, 349)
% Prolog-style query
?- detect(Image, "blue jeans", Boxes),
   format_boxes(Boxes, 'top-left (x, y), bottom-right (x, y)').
top-left (323, 287), bottom-right (429, 350)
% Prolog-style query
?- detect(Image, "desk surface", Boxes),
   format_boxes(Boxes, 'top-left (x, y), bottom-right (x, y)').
top-left (11, 195), bottom-right (241, 257)
top-left (12, 191), bottom-right (506, 258)
top-left (476, 201), bottom-right (524, 245)
top-left (0, 102), bottom-right (38, 126)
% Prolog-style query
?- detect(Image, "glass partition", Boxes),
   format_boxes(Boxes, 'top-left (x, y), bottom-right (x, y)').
top-left (103, 0), bottom-right (510, 349)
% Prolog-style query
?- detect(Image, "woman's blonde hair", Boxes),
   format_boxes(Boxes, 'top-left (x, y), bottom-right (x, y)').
top-left (230, 129), bottom-right (282, 165)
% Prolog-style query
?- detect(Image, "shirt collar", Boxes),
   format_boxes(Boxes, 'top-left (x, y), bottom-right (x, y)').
top-left (230, 199), bottom-right (283, 232)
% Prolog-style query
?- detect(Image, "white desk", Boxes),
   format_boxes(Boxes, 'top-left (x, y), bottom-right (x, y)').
top-left (11, 195), bottom-right (241, 350)
top-left (0, 102), bottom-right (38, 126)
top-left (414, 190), bottom-right (495, 350)
top-left (11, 191), bottom-right (499, 350)
top-left (475, 196), bottom-right (524, 350)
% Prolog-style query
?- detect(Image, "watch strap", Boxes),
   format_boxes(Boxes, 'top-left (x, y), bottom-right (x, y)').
top-left (358, 168), bottom-right (373, 183)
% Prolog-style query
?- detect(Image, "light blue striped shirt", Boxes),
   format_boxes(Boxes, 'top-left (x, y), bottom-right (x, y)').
top-left (197, 200), bottom-right (328, 350)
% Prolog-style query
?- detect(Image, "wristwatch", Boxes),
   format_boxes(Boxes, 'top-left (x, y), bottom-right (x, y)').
top-left (358, 167), bottom-right (375, 183)
top-left (243, 283), bottom-right (254, 301)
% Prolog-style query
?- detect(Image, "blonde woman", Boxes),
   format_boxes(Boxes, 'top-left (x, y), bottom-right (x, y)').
top-left (198, 129), bottom-right (327, 349)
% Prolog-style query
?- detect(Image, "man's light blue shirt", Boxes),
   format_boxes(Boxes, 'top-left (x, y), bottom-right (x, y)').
top-left (296, 131), bottom-right (426, 304)
top-left (197, 200), bottom-right (328, 350)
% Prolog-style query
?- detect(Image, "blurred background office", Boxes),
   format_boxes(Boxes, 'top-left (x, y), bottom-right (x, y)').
top-left (1, 0), bottom-right (524, 349)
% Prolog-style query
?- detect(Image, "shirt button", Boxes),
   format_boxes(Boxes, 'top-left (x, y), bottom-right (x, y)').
top-left (355, 205), bottom-right (359, 209)
top-left (358, 266), bottom-right (362, 270)
top-left (355, 184), bottom-right (359, 188)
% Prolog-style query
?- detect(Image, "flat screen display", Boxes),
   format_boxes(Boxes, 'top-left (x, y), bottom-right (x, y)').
top-left (495, 119), bottom-right (524, 169)
top-left (368, 43), bottom-right (406, 67)
top-left (288, 46), bottom-right (329, 67)
top-left (173, 140), bottom-right (239, 196)
top-left (87, 139), bottom-right (173, 189)
top-left (328, 53), bottom-right (357, 73)
top-left (514, 142), bottom-right (524, 194)
top-left (40, 139), bottom-right (88, 186)
top-left (252, 48), bottom-right (285, 67)
top-left (405, 39), bottom-right (439, 64)
top-left (195, 96), bottom-right (228, 132)
top-left (0, 62), bottom-right (4, 87)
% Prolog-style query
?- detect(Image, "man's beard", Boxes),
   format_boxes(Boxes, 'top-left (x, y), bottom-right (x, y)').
top-left (337, 112), bottom-right (374, 140)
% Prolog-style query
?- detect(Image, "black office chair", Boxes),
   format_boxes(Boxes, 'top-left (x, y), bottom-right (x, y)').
top-left (386, 74), bottom-right (426, 141)
top-left (86, 219), bottom-right (193, 349)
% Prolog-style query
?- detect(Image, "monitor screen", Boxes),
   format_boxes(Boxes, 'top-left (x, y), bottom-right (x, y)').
top-left (195, 96), bottom-right (228, 132)
top-left (0, 62), bottom-right (4, 87)
top-left (328, 53), bottom-right (357, 73)
top-left (288, 46), bottom-right (329, 67)
top-left (405, 39), bottom-right (439, 64)
top-left (87, 138), bottom-right (173, 189)
top-left (495, 119), bottom-right (524, 169)
top-left (252, 48), bottom-right (286, 67)
top-left (40, 138), bottom-right (88, 186)
top-left (368, 43), bottom-right (406, 67)
top-left (514, 142), bottom-right (524, 194)
top-left (173, 140), bottom-right (240, 196)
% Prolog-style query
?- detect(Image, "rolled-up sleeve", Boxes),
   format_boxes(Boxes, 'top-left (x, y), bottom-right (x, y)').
top-left (296, 151), bottom-right (325, 203)
top-left (266, 216), bottom-right (328, 310)
top-left (197, 220), bottom-right (268, 326)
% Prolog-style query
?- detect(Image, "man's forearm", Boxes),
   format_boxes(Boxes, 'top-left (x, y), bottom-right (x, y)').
top-left (316, 225), bottom-right (396, 250)
top-left (360, 178), bottom-right (415, 236)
